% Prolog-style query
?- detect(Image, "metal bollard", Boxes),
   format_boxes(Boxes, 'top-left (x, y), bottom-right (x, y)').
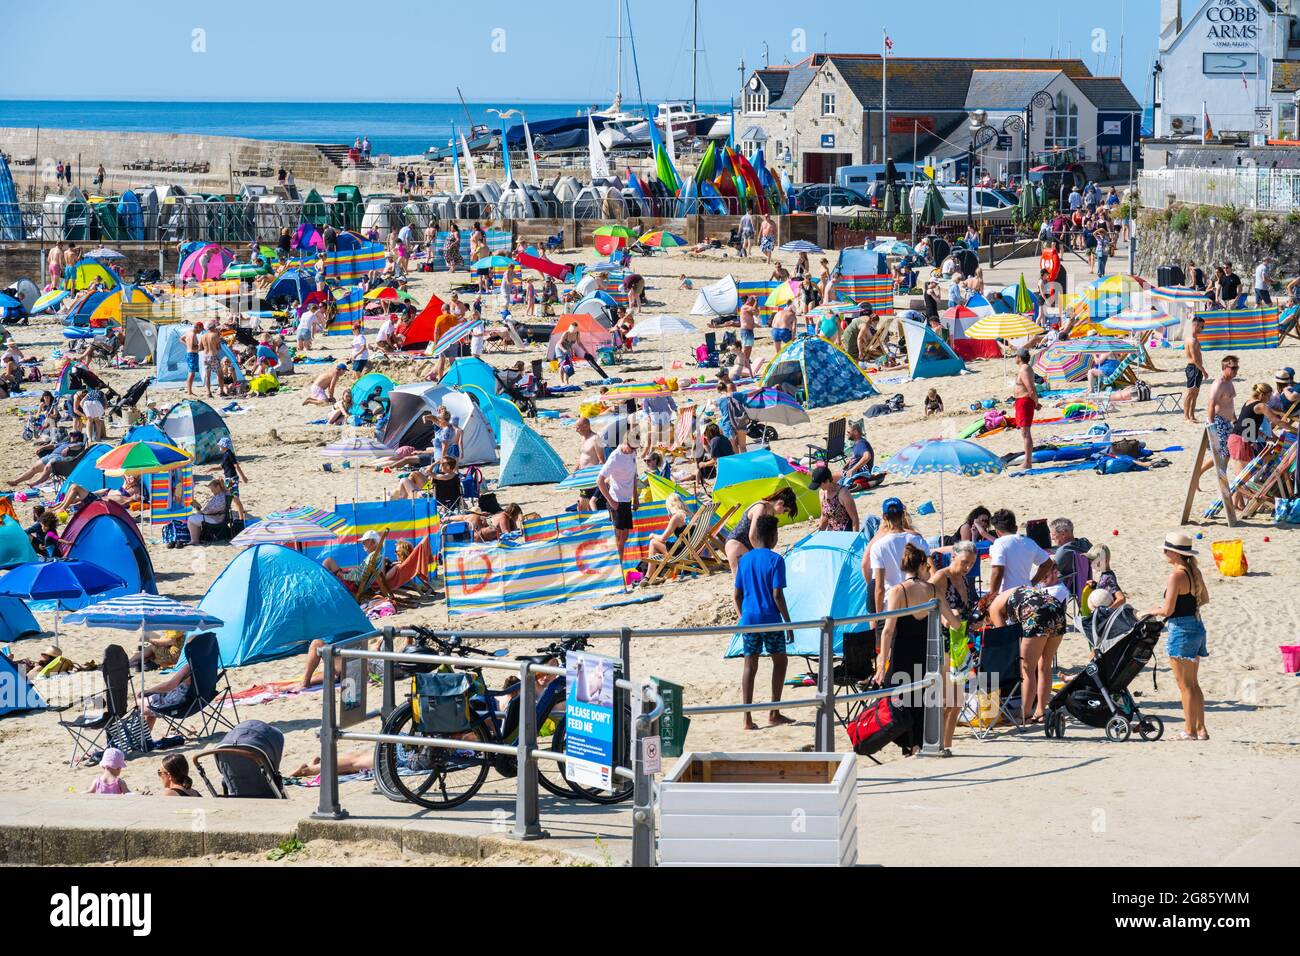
top-left (380, 628), bottom-right (396, 720)
top-left (919, 607), bottom-right (944, 756)
top-left (815, 617), bottom-right (836, 753)
top-left (311, 643), bottom-right (348, 819)
top-left (510, 661), bottom-right (547, 840)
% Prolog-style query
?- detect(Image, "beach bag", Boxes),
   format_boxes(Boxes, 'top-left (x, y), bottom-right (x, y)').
top-left (845, 696), bottom-right (912, 756)
top-left (1273, 498), bottom-right (1300, 524)
top-left (983, 409), bottom-right (1008, 431)
top-left (411, 671), bottom-right (473, 735)
top-left (248, 373), bottom-right (279, 395)
top-left (1210, 539), bottom-right (1248, 577)
top-left (161, 520), bottom-right (191, 546)
top-left (1132, 380), bottom-right (1152, 402)
top-left (948, 621), bottom-right (974, 678)
top-left (1095, 454), bottom-right (1139, 475)
top-left (1111, 438), bottom-right (1143, 458)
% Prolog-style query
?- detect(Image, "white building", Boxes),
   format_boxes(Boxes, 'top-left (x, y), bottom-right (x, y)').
top-left (1155, 0), bottom-right (1300, 140)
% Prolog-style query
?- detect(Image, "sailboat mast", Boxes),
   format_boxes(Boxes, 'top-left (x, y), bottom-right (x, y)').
top-left (614, 0), bottom-right (624, 112)
top-left (691, 0), bottom-right (699, 113)
top-left (456, 87), bottom-right (475, 130)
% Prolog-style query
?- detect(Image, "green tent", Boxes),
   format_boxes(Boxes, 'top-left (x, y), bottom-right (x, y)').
top-left (332, 185), bottom-right (362, 231)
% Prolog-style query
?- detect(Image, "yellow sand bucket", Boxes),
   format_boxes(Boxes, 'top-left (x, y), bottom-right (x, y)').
top-left (1211, 539), bottom-right (1248, 577)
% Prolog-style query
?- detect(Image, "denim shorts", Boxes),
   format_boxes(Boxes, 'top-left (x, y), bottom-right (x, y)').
top-left (739, 329), bottom-right (755, 347)
top-left (742, 631), bottom-right (789, 656)
top-left (1165, 616), bottom-right (1208, 660)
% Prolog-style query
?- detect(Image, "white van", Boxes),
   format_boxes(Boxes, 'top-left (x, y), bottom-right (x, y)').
top-left (835, 163), bottom-right (922, 192)
top-left (932, 185), bottom-right (1017, 222)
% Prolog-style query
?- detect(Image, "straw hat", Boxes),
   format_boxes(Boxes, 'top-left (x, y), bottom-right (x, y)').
top-left (1162, 531), bottom-right (1198, 557)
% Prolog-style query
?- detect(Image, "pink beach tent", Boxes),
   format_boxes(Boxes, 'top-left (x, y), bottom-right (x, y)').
top-left (178, 244), bottom-right (234, 283)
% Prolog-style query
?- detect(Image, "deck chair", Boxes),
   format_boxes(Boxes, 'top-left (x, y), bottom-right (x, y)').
top-left (701, 504), bottom-right (741, 563)
top-left (58, 643), bottom-right (134, 767)
top-left (858, 315), bottom-right (895, 361)
top-left (1098, 354), bottom-right (1137, 390)
top-left (642, 503), bottom-right (722, 585)
top-left (966, 624), bottom-right (1024, 739)
top-left (807, 417), bottom-right (848, 466)
top-left (193, 720), bottom-right (287, 799)
top-left (151, 632), bottom-right (238, 740)
top-left (347, 532), bottom-right (388, 602)
top-left (380, 537), bottom-right (436, 607)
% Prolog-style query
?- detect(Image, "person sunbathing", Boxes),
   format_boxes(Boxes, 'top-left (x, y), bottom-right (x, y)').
top-left (8, 431), bottom-right (86, 487)
top-left (321, 530), bottom-right (390, 589)
top-left (465, 503), bottom-right (524, 542)
top-left (646, 494), bottom-right (689, 561)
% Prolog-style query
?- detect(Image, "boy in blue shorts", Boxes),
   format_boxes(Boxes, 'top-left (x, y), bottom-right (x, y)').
top-left (734, 514), bottom-right (795, 730)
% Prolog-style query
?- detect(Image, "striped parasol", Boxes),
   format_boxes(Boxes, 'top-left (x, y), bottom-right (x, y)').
top-left (742, 387), bottom-right (810, 426)
top-left (1101, 306), bottom-right (1179, 333)
top-left (1150, 285), bottom-right (1209, 303)
top-left (231, 519), bottom-right (340, 549)
top-left (30, 289), bottom-right (69, 314)
top-left (763, 281), bottom-right (798, 309)
top-left (961, 313), bottom-right (1043, 341)
top-left (97, 441), bottom-right (192, 477)
top-left (432, 318), bottom-right (483, 357)
top-left (809, 302), bottom-right (858, 318)
top-left (1052, 336), bottom-right (1141, 355)
top-left (322, 436), bottom-right (390, 458)
top-left (265, 506), bottom-right (339, 527)
top-left (1033, 343), bottom-right (1089, 384)
top-left (558, 465), bottom-right (603, 490)
top-left (778, 239), bottom-right (823, 254)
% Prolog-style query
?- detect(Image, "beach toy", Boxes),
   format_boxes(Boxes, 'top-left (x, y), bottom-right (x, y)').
top-left (1210, 540), bottom-right (1248, 577)
top-left (1281, 646), bottom-right (1300, 674)
top-left (341, 460), bottom-right (351, 470)
top-left (15, 493), bottom-right (26, 503)
top-left (1112, 529), bottom-right (1119, 536)
top-left (981, 399), bottom-right (996, 409)
top-left (322, 462), bottom-right (333, 472)
top-left (1195, 532), bottom-right (1204, 539)
top-left (1263, 536), bottom-right (1270, 543)
top-left (969, 402), bottom-right (981, 411)
top-left (916, 501), bottom-right (936, 516)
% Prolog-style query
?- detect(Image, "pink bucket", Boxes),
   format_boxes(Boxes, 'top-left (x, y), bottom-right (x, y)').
top-left (1281, 646), bottom-right (1300, 674)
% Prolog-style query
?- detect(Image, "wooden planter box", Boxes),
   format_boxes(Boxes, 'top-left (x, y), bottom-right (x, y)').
top-left (658, 752), bottom-right (858, 867)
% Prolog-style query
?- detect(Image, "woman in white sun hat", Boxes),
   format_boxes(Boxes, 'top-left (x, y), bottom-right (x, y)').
top-left (1148, 532), bottom-right (1211, 741)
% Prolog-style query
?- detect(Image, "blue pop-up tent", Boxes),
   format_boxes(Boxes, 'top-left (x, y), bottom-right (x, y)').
top-left (759, 334), bottom-right (878, 408)
top-left (498, 418), bottom-right (568, 487)
top-left (200, 544), bottom-right (373, 667)
top-left (0, 654), bottom-right (45, 717)
top-left (900, 317), bottom-right (965, 379)
top-left (725, 531), bottom-right (872, 658)
top-left (439, 356), bottom-right (524, 441)
top-left (0, 596), bottom-right (40, 642)
top-left (0, 516), bottom-right (39, 570)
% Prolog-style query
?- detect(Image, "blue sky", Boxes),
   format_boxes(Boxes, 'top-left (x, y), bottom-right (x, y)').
top-left (3, 0), bottom-right (1159, 104)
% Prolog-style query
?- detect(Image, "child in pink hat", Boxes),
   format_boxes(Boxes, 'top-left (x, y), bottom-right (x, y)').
top-left (87, 748), bottom-right (130, 795)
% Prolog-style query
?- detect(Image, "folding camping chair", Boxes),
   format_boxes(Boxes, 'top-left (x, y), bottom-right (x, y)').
top-left (966, 624), bottom-right (1024, 739)
top-left (58, 643), bottom-right (135, 767)
top-left (432, 476), bottom-right (464, 517)
top-left (150, 632), bottom-right (239, 740)
top-left (378, 537), bottom-right (436, 608)
top-left (807, 417), bottom-right (849, 466)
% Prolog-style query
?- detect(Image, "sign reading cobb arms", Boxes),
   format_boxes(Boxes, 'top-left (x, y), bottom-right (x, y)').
top-left (1204, 0), bottom-right (1262, 48)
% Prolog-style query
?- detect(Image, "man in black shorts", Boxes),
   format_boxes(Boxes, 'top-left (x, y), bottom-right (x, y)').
top-left (1184, 315), bottom-right (1207, 424)
top-left (596, 434), bottom-right (639, 579)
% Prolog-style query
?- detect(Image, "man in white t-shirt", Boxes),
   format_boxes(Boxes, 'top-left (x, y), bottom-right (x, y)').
top-left (375, 314), bottom-right (397, 353)
top-left (865, 497), bottom-right (930, 615)
top-left (596, 434), bottom-right (639, 576)
top-left (987, 508), bottom-right (1050, 595)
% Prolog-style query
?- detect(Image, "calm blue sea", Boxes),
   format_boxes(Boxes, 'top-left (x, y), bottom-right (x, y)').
top-left (0, 100), bottom-right (729, 156)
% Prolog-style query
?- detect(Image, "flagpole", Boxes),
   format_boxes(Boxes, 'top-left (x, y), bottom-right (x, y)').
top-left (881, 28), bottom-right (889, 166)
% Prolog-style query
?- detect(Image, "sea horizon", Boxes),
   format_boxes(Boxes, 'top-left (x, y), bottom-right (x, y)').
top-left (0, 99), bottom-right (734, 157)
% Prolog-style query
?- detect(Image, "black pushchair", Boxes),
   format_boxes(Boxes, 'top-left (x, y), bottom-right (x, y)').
top-left (65, 362), bottom-right (121, 405)
top-left (493, 367), bottom-right (537, 418)
top-left (194, 719), bottom-right (286, 798)
top-left (108, 376), bottom-right (153, 420)
top-left (1044, 615), bottom-right (1165, 742)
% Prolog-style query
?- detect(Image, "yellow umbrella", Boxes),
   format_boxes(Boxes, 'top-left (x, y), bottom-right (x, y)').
top-left (962, 313), bottom-right (1043, 341)
top-left (763, 281), bottom-right (798, 309)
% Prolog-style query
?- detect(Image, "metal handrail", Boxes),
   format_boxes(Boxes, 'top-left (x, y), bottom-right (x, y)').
top-left (681, 677), bottom-right (934, 717)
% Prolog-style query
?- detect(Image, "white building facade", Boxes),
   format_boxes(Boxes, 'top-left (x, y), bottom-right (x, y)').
top-left (1155, 0), bottom-right (1300, 140)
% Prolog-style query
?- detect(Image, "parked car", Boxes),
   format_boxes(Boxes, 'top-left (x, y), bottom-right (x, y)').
top-left (788, 184), bottom-right (871, 214)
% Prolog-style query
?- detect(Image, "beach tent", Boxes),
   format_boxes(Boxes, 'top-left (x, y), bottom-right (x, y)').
top-left (900, 317), bottom-right (965, 379)
top-left (117, 190), bottom-right (144, 240)
top-left (177, 243), bottom-right (234, 283)
top-left (573, 294), bottom-right (615, 327)
top-left (199, 545), bottom-right (372, 668)
top-left (67, 260), bottom-right (118, 292)
top-left (348, 372), bottom-right (395, 416)
top-left (90, 200), bottom-right (126, 241)
top-left (56, 500), bottom-right (157, 607)
top-left (382, 383), bottom-right (498, 465)
top-left (264, 267), bottom-right (316, 306)
top-left (690, 274), bottom-right (739, 318)
top-left (724, 531), bottom-right (868, 658)
top-left (56, 442), bottom-right (123, 500)
top-left (760, 334), bottom-right (878, 408)
top-left (0, 516), bottom-right (39, 569)
top-left (9, 278), bottom-right (40, 315)
top-left (0, 655), bottom-right (44, 717)
top-left (64, 283), bottom-right (153, 328)
top-left (300, 499), bottom-right (440, 570)
top-left (158, 399), bottom-right (230, 464)
top-left (154, 323), bottom-right (245, 388)
top-left (62, 188), bottom-right (91, 240)
top-left (400, 294), bottom-right (449, 351)
top-left (545, 314), bottom-right (614, 361)
top-left (438, 356), bottom-right (525, 439)
top-left (0, 596), bottom-right (41, 643)
top-left (301, 189), bottom-right (329, 226)
top-left (712, 450), bottom-right (821, 530)
top-left (121, 313), bottom-right (158, 362)
top-left (497, 418), bottom-right (568, 487)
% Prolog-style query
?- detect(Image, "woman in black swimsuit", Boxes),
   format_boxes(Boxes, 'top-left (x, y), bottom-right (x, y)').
top-left (723, 487), bottom-right (798, 574)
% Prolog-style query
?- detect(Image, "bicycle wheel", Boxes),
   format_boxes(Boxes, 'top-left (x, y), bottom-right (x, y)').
top-left (374, 701), bottom-right (491, 810)
top-left (536, 714), bottom-right (581, 800)
top-left (557, 702), bottom-right (635, 805)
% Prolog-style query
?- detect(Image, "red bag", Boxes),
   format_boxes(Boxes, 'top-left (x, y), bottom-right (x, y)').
top-left (846, 697), bottom-right (912, 756)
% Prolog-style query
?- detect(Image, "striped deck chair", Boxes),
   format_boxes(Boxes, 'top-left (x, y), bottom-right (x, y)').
top-left (642, 503), bottom-right (720, 586)
top-left (1099, 354), bottom-right (1137, 390)
top-left (348, 531), bottom-right (388, 603)
top-left (378, 536), bottom-right (436, 607)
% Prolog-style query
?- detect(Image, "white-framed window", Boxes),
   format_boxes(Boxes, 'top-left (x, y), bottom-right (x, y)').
top-left (744, 90), bottom-right (768, 114)
top-left (740, 140), bottom-right (759, 159)
top-left (1046, 91), bottom-right (1079, 149)
top-left (822, 92), bottom-right (837, 116)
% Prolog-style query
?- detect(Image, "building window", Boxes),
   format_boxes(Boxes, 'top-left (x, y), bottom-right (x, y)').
top-left (744, 90), bottom-right (768, 114)
top-left (1046, 91), bottom-right (1079, 150)
top-left (740, 140), bottom-right (758, 159)
top-left (822, 92), bottom-right (836, 116)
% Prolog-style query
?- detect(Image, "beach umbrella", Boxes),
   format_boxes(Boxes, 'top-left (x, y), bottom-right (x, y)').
top-left (628, 314), bottom-right (696, 337)
top-left (871, 239), bottom-right (915, 257)
top-left (962, 313), bottom-right (1043, 341)
top-left (1079, 273), bottom-right (1150, 321)
top-left (940, 305), bottom-right (981, 322)
top-left (882, 185), bottom-right (897, 218)
top-left (638, 230), bottom-right (687, 248)
top-left (264, 505), bottom-right (338, 526)
top-left (1101, 306), bottom-right (1178, 333)
top-left (84, 247), bottom-right (126, 262)
top-left (1014, 274), bottom-right (1036, 314)
top-left (883, 438), bottom-right (1005, 538)
top-left (778, 239), bottom-right (822, 254)
top-left (364, 286), bottom-right (400, 300)
top-left (30, 289), bottom-right (69, 315)
top-left (222, 261), bottom-right (268, 281)
top-left (897, 185), bottom-right (912, 220)
top-left (1033, 344), bottom-right (1089, 385)
top-left (322, 435), bottom-right (390, 502)
top-left (763, 281), bottom-right (799, 309)
top-left (1052, 336), bottom-right (1141, 356)
top-left (432, 317), bottom-right (483, 357)
top-left (920, 180), bottom-right (947, 227)
top-left (0, 560), bottom-right (127, 637)
top-left (98, 441), bottom-right (192, 477)
top-left (231, 518), bottom-right (339, 550)
top-left (741, 387), bottom-right (810, 427)
top-left (64, 592), bottom-right (224, 698)
top-left (1150, 285), bottom-right (1208, 305)
top-left (558, 465), bottom-right (603, 490)
top-left (593, 225), bottom-right (637, 240)
top-left (602, 381), bottom-right (674, 399)
top-left (0, 292), bottom-right (20, 311)
top-left (469, 254), bottom-right (516, 270)
top-left (593, 224), bottom-right (637, 256)
top-left (1019, 181), bottom-right (1038, 220)
top-left (712, 450), bottom-right (820, 529)
top-left (809, 302), bottom-right (858, 318)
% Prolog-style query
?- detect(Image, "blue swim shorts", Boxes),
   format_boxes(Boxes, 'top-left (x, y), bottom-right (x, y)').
top-left (742, 631), bottom-right (790, 656)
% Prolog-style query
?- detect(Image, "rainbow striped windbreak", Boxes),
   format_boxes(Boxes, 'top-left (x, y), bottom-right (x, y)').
top-left (444, 531), bottom-right (624, 614)
top-left (835, 274), bottom-right (894, 313)
top-left (1197, 307), bottom-right (1279, 351)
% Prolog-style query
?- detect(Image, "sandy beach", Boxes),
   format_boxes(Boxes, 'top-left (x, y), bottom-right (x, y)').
top-left (2, 239), bottom-right (1298, 866)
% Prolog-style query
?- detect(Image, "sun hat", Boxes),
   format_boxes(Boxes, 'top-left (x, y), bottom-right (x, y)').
top-left (360, 530), bottom-right (382, 545)
top-left (1084, 543), bottom-right (1110, 563)
top-left (336, 362), bottom-right (347, 370)
top-left (809, 465), bottom-right (834, 490)
top-left (217, 437), bottom-right (232, 450)
top-left (1274, 367), bottom-right (1294, 384)
top-left (882, 497), bottom-right (905, 517)
top-left (99, 747), bottom-right (126, 770)
top-left (1162, 531), bottom-right (1198, 557)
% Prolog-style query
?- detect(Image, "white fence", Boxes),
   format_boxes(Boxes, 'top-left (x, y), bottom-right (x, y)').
top-left (1139, 167), bottom-right (1300, 213)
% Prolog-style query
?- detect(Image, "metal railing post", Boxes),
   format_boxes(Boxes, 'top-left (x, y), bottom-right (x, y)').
top-left (619, 627), bottom-right (631, 686)
top-left (381, 627), bottom-right (396, 719)
top-left (631, 682), bottom-right (662, 868)
top-left (815, 616), bottom-right (836, 753)
top-left (919, 606), bottom-right (944, 757)
top-left (311, 642), bottom-right (348, 819)
top-left (510, 661), bottom-right (547, 840)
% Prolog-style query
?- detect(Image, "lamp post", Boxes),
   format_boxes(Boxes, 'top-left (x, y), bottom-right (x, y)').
top-left (1151, 61), bottom-right (1163, 137)
top-left (966, 110), bottom-right (997, 228)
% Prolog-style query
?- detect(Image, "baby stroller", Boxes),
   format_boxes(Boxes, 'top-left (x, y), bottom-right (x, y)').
top-left (1043, 614), bottom-right (1165, 742)
top-left (108, 376), bottom-right (153, 421)
top-left (194, 719), bottom-right (286, 798)
top-left (64, 362), bottom-right (121, 405)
